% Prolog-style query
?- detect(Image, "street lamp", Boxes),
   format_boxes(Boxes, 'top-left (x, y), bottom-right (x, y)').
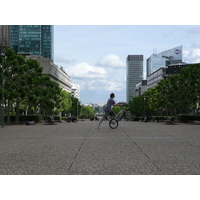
top-left (0, 25), bottom-right (11, 127)
top-left (144, 96), bottom-right (146, 121)
top-left (166, 86), bottom-right (168, 118)
top-left (1, 48), bottom-right (5, 127)
top-left (77, 101), bottom-right (80, 119)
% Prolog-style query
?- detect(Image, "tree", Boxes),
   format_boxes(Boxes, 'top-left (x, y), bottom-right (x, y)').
top-left (59, 90), bottom-right (72, 116)
top-left (22, 58), bottom-right (43, 115)
top-left (129, 64), bottom-right (200, 118)
top-left (3, 49), bottom-right (27, 124)
top-left (1, 48), bottom-right (64, 124)
top-left (112, 106), bottom-right (121, 115)
top-left (81, 106), bottom-right (94, 118)
top-left (2, 48), bottom-right (20, 124)
top-left (178, 65), bottom-right (200, 113)
top-left (38, 76), bottom-right (62, 117)
top-left (129, 95), bottom-right (144, 117)
top-left (69, 97), bottom-right (81, 117)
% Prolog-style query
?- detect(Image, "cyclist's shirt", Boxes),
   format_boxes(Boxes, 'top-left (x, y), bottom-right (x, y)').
top-left (105, 98), bottom-right (115, 112)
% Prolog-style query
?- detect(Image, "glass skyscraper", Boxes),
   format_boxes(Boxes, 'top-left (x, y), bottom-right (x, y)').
top-left (126, 55), bottom-right (143, 103)
top-left (11, 25), bottom-right (54, 61)
top-left (146, 45), bottom-right (182, 76)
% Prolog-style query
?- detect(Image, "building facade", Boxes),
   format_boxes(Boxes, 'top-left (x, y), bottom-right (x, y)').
top-left (147, 63), bottom-right (189, 90)
top-left (11, 25), bottom-right (54, 61)
top-left (0, 25), bottom-right (11, 47)
top-left (126, 55), bottom-right (143, 103)
top-left (135, 80), bottom-right (147, 97)
top-left (146, 45), bottom-right (182, 77)
top-left (23, 54), bottom-right (72, 92)
top-left (71, 84), bottom-right (80, 100)
top-left (147, 67), bottom-right (165, 90)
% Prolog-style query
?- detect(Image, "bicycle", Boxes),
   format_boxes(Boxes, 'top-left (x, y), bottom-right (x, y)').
top-left (109, 103), bottom-right (132, 129)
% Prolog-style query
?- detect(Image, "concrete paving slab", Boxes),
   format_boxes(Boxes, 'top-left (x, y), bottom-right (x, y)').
top-left (0, 120), bottom-right (200, 175)
top-left (69, 138), bottom-right (160, 175)
top-left (0, 124), bottom-right (85, 175)
top-left (133, 138), bottom-right (200, 174)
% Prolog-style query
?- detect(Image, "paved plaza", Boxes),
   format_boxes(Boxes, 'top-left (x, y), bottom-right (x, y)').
top-left (0, 120), bottom-right (200, 175)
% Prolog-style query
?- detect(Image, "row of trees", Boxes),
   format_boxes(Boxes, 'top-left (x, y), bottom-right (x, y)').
top-left (0, 48), bottom-right (90, 124)
top-left (129, 64), bottom-right (200, 118)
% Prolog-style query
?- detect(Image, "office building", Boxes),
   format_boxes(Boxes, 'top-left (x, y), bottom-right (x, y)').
top-left (126, 55), bottom-right (143, 103)
top-left (71, 84), bottom-right (80, 100)
top-left (22, 54), bottom-right (72, 92)
top-left (11, 25), bottom-right (54, 61)
top-left (135, 80), bottom-right (147, 97)
top-left (147, 67), bottom-right (166, 90)
top-left (0, 25), bottom-right (11, 47)
top-left (147, 62), bottom-right (188, 90)
top-left (146, 45), bottom-right (182, 76)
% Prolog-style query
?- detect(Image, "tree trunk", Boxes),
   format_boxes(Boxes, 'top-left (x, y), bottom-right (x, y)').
top-left (15, 99), bottom-right (20, 124)
top-left (6, 99), bottom-right (11, 125)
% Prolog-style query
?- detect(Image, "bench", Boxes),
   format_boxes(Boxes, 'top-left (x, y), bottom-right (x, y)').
top-left (26, 121), bottom-right (35, 125)
top-left (47, 117), bottom-right (60, 124)
top-left (66, 117), bottom-right (77, 123)
top-left (144, 117), bottom-right (150, 122)
top-left (165, 116), bottom-right (175, 124)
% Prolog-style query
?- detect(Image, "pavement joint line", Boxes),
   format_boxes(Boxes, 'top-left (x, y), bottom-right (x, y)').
top-left (119, 126), bottom-right (161, 172)
top-left (68, 125), bottom-right (92, 173)
top-left (2, 136), bottom-right (200, 140)
top-left (167, 134), bottom-right (200, 149)
top-left (152, 162), bottom-right (162, 171)
top-left (158, 129), bottom-right (200, 148)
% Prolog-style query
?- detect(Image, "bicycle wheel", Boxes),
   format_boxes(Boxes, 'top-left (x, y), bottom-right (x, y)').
top-left (124, 110), bottom-right (132, 119)
top-left (109, 119), bottom-right (118, 129)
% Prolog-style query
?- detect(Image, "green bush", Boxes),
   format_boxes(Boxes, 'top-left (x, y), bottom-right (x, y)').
top-left (54, 116), bottom-right (61, 121)
top-left (5, 115), bottom-right (43, 123)
top-left (43, 116), bottom-right (61, 121)
top-left (177, 114), bottom-right (200, 123)
top-left (79, 114), bottom-right (94, 119)
top-left (133, 117), bottom-right (140, 121)
top-left (152, 116), bottom-right (168, 121)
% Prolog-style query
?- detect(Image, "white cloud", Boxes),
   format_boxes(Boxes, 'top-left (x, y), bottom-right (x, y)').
top-left (183, 40), bottom-right (200, 63)
top-left (60, 54), bottom-right (126, 103)
top-left (183, 48), bottom-right (200, 63)
top-left (191, 40), bottom-right (200, 48)
top-left (96, 54), bottom-right (126, 68)
top-left (191, 49), bottom-right (200, 57)
top-left (55, 55), bottom-right (76, 64)
top-left (64, 62), bottom-right (107, 79)
top-left (183, 50), bottom-right (190, 58)
top-left (88, 80), bottom-right (125, 92)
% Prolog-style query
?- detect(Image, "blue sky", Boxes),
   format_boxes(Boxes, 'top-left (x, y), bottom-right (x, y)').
top-left (4, 0), bottom-right (200, 105)
top-left (53, 25), bottom-right (200, 104)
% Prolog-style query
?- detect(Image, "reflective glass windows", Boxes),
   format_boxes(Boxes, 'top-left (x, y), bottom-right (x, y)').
top-left (146, 46), bottom-right (182, 76)
top-left (11, 25), bottom-right (53, 61)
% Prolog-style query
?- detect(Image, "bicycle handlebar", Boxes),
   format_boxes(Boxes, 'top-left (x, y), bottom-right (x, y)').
top-left (117, 102), bottom-right (129, 107)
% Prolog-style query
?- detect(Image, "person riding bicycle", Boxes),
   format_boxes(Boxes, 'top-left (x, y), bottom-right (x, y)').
top-left (98, 93), bottom-right (122, 129)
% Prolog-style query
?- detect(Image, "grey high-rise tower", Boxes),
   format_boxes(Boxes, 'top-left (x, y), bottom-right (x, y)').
top-left (11, 25), bottom-right (54, 61)
top-left (0, 25), bottom-right (11, 47)
top-left (126, 55), bottom-right (143, 103)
